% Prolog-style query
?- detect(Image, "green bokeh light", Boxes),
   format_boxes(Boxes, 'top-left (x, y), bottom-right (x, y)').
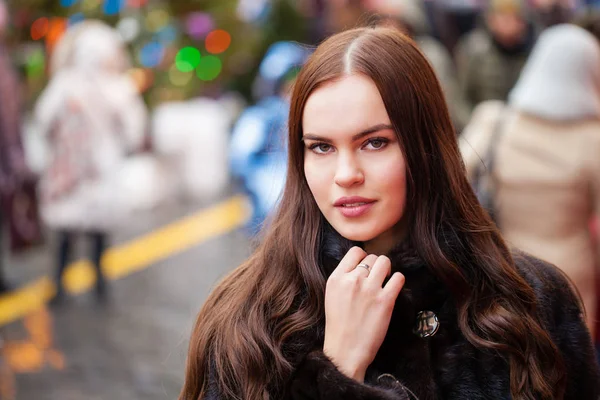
top-left (175, 47), bottom-right (201, 73)
top-left (196, 55), bottom-right (222, 81)
top-left (27, 50), bottom-right (46, 78)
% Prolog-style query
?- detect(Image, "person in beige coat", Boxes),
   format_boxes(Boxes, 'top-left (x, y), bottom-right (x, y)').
top-left (461, 24), bottom-right (600, 337)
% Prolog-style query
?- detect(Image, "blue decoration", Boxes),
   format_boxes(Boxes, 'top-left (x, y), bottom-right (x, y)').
top-left (103, 0), bottom-right (126, 16)
top-left (68, 13), bottom-right (85, 26)
top-left (237, 0), bottom-right (271, 24)
top-left (60, 0), bottom-right (79, 7)
top-left (139, 42), bottom-right (164, 68)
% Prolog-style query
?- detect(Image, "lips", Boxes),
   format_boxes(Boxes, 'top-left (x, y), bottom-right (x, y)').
top-left (334, 196), bottom-right (376, 218)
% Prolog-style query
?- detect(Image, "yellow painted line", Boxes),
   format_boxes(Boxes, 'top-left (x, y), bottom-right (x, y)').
top-left (0, 278), bottom-right (55, 328)
top-left (0, 195), bottom-right (251, 327)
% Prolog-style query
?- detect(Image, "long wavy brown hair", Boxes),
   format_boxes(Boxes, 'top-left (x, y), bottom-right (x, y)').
top-left (180, 27), bottom-right (565, 400)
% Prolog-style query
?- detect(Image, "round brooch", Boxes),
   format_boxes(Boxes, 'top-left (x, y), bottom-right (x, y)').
top-left (413, 310), bottom-right (440, 338)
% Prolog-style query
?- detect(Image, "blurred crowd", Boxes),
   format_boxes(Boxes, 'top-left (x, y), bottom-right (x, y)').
top-left (2, 0), bottom-right (600, 370)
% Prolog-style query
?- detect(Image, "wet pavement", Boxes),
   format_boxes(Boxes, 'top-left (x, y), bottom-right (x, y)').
top-left (0, 197), bottom-right (252, 400)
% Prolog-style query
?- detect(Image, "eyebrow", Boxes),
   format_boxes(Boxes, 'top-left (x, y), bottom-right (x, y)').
top-left (302, 123), bottom-right (394, 143)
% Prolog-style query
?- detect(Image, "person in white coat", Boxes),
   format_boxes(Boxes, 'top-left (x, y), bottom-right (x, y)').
top-left (34, 20), bottom-right (148, 303)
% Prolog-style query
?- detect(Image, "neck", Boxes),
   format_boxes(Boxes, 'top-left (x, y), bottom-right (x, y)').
top-left (365, 222), bottom-right (407, 255)
top-left (365, 236), bottom-right (396, 255)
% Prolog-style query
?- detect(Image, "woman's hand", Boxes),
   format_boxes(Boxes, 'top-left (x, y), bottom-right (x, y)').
top-left (323, 246), bottom-right (405, 382)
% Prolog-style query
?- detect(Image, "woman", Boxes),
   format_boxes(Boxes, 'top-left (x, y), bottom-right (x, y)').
top-left (35, 20), bottom-right (147, 303)
top-left (181, 27), bottom-right (599, 399)
top-left (461, 24), bottom-right (600, 339)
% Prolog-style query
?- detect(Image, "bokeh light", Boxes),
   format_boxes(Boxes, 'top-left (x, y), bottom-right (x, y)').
top-left (196, 55), bottom-right (222, 81)
top-left (138, 42), bottom-right (164, 68)
top-left (128, 0), bottom-right (148, 7)
top-left (31, 17), bottom-right (49, 41)
top-left (237, 0), bottom-right (270, 23)
top-left (128, 68), bottom-right (154, 92)
top-left (103, 0), bottom-right (126, 16)
top-left (82, 0), bottom-right (101, 12)
top-left (205, 30), bottom-right (231, 55)
top-left (46, 18), bottom-right (68, 51)
top-left (60, 0), bottom-right (80, 7)
top-left (26, 49), bottom-right (46, 79)
top-left (186, 12), bottom-right (214, 39)
top-left (68, 13), bottom-right (85, 26)
top-left (146, 9), bottom-right (169, 32)
top-left (169, 64), bottom-right (193, 87)
top-left (117, 17), bottom-right (140, 42)
top-left (175, 47), bottom-right (201, 73)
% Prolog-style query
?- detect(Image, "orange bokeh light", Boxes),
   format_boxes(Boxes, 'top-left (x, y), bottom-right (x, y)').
top-left (31, 17), bottom-right (49, 41)
top-left (205, 29), bottom-right (231, 55)
top-left (129, 68), bottom-right (154, 93)
top-left (46, 18), bottom-right (68, 53)
top-left (128, 0), bottom-right (148, 7)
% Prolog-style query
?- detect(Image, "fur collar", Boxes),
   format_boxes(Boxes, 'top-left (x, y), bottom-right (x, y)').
top-left (319, 222), bottom-right (424, 273)
top-left (319, 223), bottom-right (450, 316)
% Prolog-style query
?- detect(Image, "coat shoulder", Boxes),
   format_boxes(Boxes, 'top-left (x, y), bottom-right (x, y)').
top-left (511, 249), bottom-right (585, 325)
top-left (512, 250), bottom-right (580, 307)
top-left (512, 250), bottom-right (600, 397)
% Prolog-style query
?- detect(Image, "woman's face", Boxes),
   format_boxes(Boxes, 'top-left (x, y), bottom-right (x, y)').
top-left (303, 74), bottom-right (407, 254)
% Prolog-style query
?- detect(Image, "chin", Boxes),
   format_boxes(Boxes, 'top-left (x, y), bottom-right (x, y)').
top-left (335, 226), bottom-right (379, 243)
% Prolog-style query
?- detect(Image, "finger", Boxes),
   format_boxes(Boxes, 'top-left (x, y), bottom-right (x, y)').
top-left (382, 272), bottom-right (405, 300)
top-left (351, 254), bottom-right (378, 277)
top-left (366, 255), bottom-right (391, 287)
top-left (335, 246), bottom-right (367, 274)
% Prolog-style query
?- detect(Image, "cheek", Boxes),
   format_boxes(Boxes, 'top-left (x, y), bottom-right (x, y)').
top-left (304, 159), bottom-right (329, 202)
top-left (377, 153), bottom-right (407, 204)
top-left (388, 169), bottom-right (407, 207)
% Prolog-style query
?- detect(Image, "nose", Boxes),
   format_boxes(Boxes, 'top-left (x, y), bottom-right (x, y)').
top-left (334, 153), bottom-right (364, 188)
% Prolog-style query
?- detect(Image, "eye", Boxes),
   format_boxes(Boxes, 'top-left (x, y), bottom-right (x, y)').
top-left (308, 142), bottom-right (334, 154)
top-left (364, 137), bottom-right (388, 150)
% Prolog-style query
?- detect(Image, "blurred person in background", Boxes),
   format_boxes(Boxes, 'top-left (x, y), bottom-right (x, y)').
top-left (573, 11), bottom-right (600, 346)
top-left (229, 42), bottom-right (310, 234)
top-left (455, 0), bottom-right (535, 115)
top-left (323, 0), bottom-right (370, 34)
top-left (429, 0), bottom-right (484, 53)
top-left (573, 5), bottom-right (600, 40)
top-left (461, 24), bottom-right (600, 339)
top-left (371, 0), bottom-right (471, 131)
top-left (529, 0), bottom-right (577, 27)
top-left (297, 0), bottom-right (329, 43)
top-left (0, 0), bottom-right (30, 293)
top-left (34, 21), bottom-right (148, 304)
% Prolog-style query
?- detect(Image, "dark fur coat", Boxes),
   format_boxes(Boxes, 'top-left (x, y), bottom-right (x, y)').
top-left (204, 230), bottom-right (600, 399)
top-left (285, 231), bottom-right (600, 399)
